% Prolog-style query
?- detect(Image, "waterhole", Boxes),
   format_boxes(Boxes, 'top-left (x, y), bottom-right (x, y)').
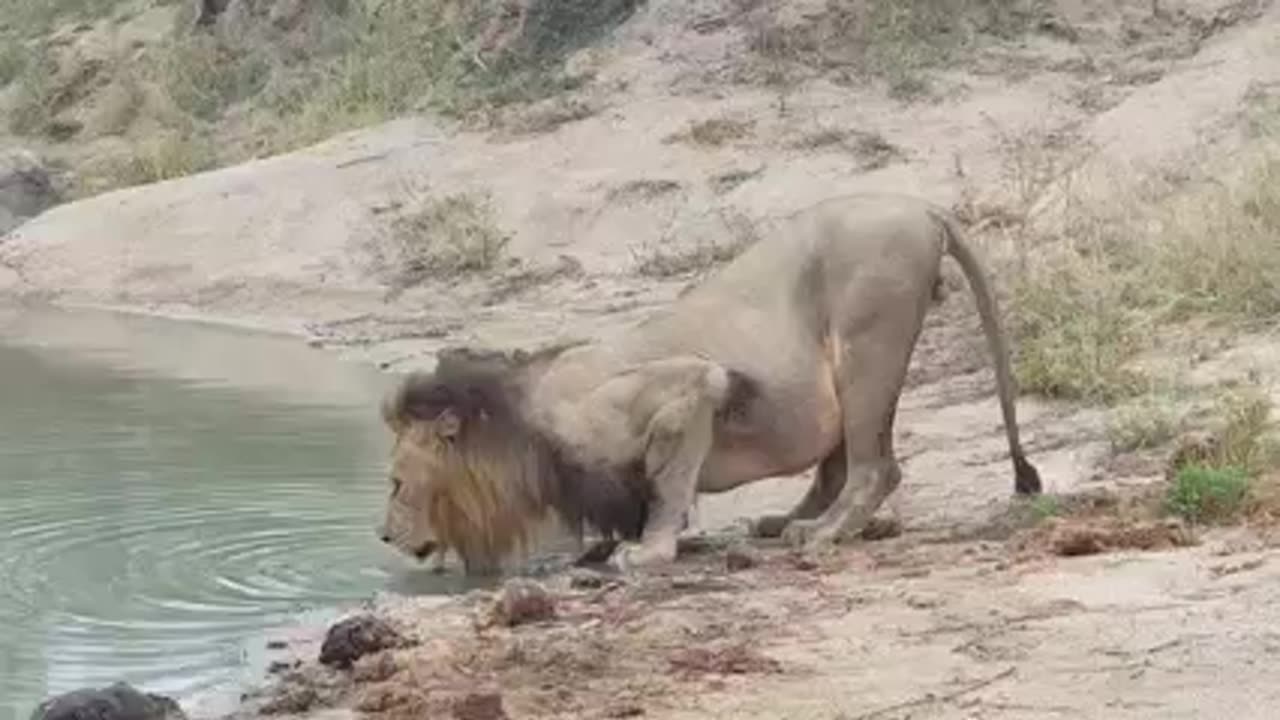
top-left (0, 307), bottom-right (470, 719)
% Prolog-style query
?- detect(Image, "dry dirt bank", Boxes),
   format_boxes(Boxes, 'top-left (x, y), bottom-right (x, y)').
top-left (5, 2), bottom-right (1280, 719)
top-left (233, 517), bottom-right (1280, 720)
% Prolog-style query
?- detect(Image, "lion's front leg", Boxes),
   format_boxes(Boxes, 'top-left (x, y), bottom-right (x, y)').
top-left (610, 360), bottom-right (728, 572)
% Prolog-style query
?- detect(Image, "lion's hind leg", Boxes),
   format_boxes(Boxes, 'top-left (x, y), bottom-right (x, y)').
top-left (749, 445), bottom-right (846, 538)
top-left (781, 288), bottom-right (928, 552)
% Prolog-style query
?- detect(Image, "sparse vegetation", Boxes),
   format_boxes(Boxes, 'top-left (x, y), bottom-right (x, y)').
top-left (633, 240), bottom-right (742, 278)
top-left (990, 120), bottom-right (1280, 403)
top-left (1165, 464), bottom-right (1251, 525)
top-left (1106, 394), bottom-right (1184, 453)
top-left (746, 0), bottom-right (1042, 97)
top-left (377, 189), bottom-right (511, 295)
top-left (1158, 387), bottom-right (1276, 525)
top-left (0, 0), bottom-right (640, 194)
top-left (90, 132), bottom-right (215, 191)
top-left (1028, 494), bottom-right (1062, 521)
top-left (790, 127), bottom-right (903, 169)
top-left (665, 117), bottom-right (755, 148)
top-left (632, 210), bottom-right (760, 278)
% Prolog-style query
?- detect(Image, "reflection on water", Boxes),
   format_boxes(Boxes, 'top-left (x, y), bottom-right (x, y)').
top-left (0, 307), bottom-right (461, 720)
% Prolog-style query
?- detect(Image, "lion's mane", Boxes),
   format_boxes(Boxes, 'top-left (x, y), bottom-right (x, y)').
top-left (382, 347), bottom-right (654, 570)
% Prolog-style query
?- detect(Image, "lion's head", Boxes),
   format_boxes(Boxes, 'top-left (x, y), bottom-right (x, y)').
top-left (377, 342), bottom-right (658, 575)
top-left (377, 354), bottom-right (549, 575)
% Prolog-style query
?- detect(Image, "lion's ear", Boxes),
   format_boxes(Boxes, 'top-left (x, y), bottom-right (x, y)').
top-left (380, 386), bottom-right (406, 433)
top-left (435, 407), bottom-right (462, 439)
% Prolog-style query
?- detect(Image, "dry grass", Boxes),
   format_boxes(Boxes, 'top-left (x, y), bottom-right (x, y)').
top-left (1005, 387), bottom-right (1280, 558)
top-left (664, 117), bottom-right (755, 148)
top-left (1106, 392), bottom-right (1187, 453)
top-left (88, 133), bottom-right (215, 192)
top-left (0, 0), bottom-right (637, 193)
top-left (375, 188), bottom-right (512, 297)
top-left (745, 0), bottom-right (1042, 97)
top-left (981, 114), bottom-right (1280, 404)
top-left (790, 127), bottom-right (903, 169)
top-left (632, 210), bottom-right (761, 279)
top-left (1161, 387), bottom-right (1279, 525)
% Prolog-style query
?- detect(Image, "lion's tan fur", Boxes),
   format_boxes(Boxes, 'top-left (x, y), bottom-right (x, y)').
top-left (382, 371), bottom-right (549, 571)
top-left (378, 193), bottom-right (1040, 573)
top-left (380, 352), bottom-right (652, 572)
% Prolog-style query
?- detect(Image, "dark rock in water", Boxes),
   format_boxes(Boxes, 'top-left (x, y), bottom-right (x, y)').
top-left (31, 682), bottom-right (186, 720)
top-left (452, 692), bottom-right (509, 720)
top-left (491, 578), bottom-right (557, 627)
top-left (319, 614), bottom-right (404, 670)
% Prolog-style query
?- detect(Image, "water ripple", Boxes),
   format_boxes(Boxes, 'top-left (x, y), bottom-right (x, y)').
top-left (0, 332), bottom-right (424, 720)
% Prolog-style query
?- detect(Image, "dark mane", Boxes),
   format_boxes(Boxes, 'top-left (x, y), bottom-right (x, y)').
top-left (388, 342), bottom-right (654, 552)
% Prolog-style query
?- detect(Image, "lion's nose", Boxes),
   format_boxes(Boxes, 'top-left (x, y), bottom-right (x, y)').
top-left (377, 527), bottom-right (391, 544)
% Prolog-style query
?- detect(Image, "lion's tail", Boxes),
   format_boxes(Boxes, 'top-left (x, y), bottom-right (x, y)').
top-left (931, 207), bottom-right (1042, 496)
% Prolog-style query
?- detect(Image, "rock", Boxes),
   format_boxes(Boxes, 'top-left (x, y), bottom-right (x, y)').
top-left (266, 659), bottom-right (299, 675)
top-left (318, 614), bottom-right (404, 670)
top-left (725, 542), bottom-right (760, 571)
top-left (192, 0), bottom-right (230, 27)
top-left (491, 578), bottom-right (557, 626)
top-left (452, 692), bottom-right (509, 720)
top-left (31, 682), bottom-right (187, 720)
top-left (568, 568), bottom-right (609, 589)
top-left (0, 149), bottom-right (60, 235)
top-left (1166, 430), bottom-right (1220, 479)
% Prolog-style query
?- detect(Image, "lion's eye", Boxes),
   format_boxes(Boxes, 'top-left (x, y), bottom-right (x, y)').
top-left (391, 477), bottom-right (403, 496)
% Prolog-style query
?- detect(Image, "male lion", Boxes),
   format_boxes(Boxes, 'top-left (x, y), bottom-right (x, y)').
top-left (378, 193), bottom-right (1041, 574)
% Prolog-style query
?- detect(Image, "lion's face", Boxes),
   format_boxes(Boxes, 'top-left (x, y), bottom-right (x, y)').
top-left (378, 420), bottom-right (454, 563)
top-left (377, 369), bottom-right (540, 575)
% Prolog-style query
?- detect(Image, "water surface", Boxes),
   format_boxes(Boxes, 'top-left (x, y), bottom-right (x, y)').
top-left (0, 307), bottom-right (459, 719)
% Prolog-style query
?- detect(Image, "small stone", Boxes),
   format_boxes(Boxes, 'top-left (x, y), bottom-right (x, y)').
top-left (31, 682), bottom-right (187, 720)
top-left (452, 692), bottom-right (509, 720)
top-left (491, 578), bottom-right (557, 627)
top-left (1166, 430), bottom-right (1220, 479)
top-left (258, 686), bottom-right (319, 716)
top-left (788, 553), bottom-right (819, 571)
top-left (725, 542), bottom-right (760, 571)
top-left (319, 614), bottom-right (404, 669)
top-left (265, 660), bottom-right (299, 675)
top-left (569, 569), bottom-right (608, 589)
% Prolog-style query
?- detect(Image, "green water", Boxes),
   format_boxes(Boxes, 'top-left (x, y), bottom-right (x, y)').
top-left (0, 307), bottom-right (464, 719)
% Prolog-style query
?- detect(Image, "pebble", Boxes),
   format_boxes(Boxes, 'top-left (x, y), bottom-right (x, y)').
top-left (319, 614), bottom-right (404, 669)
top-left (491, 578), bottom-right (557, 627)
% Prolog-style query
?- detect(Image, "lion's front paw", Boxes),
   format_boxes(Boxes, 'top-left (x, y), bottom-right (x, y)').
top-left (608, 540), bottom-right (677, 573)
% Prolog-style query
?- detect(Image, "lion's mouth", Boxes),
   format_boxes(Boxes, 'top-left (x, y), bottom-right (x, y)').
top-left (412, 540), bottom-right (438, 560)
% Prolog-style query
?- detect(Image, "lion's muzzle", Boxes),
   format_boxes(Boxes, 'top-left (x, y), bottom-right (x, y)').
top-left (411, 540), bottom-right (438, 560)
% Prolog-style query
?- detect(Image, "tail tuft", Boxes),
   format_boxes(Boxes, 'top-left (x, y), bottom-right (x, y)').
top-left (1014, 454), bottom-right (1042, 495)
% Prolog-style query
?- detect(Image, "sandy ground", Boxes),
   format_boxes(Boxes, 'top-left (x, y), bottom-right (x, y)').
top-left (6, 1), bottom-right (1280, 718)
top-left (227, 512), bottom-right (1280, 720)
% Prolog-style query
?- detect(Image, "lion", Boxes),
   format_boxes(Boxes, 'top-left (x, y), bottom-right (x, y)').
top-left (378, 192), bottom-right (1042, 575)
